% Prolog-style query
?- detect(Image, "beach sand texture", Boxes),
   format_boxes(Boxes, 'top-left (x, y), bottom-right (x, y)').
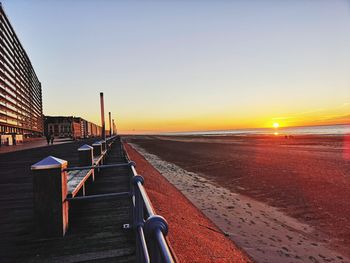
top-left (124, 143), bottom-right (252, 263)
top-left (127, 135), bottom-right (350, 263)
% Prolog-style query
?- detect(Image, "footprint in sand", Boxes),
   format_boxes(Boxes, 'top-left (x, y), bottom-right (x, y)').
top-left (282, 246), bottom-right (289, 252)
top-left (256, 248), bottom-right (266, 254)
top-left (294, 255), bottom-right (302, 260)
top-left (276, 249), bottom-right (290, 258)
top-left (286, 235), bottom-right (293, 240)
top-left (308, 255), bottom-right (319, 263)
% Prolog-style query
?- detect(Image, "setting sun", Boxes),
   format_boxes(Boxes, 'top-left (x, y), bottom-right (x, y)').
top-left (273, 122), bottom-right (280, 128)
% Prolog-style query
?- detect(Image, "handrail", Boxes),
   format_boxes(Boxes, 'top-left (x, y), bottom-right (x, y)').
top-left (137, 181), bottom-right (156, 217)
top-left (64, 161), bottom-right (135, 171)
top-left (137, 226), bottom-right (151, 263)
top-left (155, 230), bottom-right (174, 263)
top-left (122, 141), bottom-right (175, 263)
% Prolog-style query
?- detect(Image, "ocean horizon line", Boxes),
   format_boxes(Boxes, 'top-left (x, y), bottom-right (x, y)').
top-left (122, 123), bottom-right (350, 136)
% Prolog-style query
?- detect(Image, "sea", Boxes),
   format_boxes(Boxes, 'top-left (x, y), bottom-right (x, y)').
top-left (161, 124), bottom-right (350, 136)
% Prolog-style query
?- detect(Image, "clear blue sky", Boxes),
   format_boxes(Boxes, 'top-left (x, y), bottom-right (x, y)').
top-left (2, 0), bottom-right (350, 133)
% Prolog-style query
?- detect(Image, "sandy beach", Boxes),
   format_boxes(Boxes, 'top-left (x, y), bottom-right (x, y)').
top-left (124, 143), bottom-right (252, 262)
top-left (126, 135), bottom-right (350, 263)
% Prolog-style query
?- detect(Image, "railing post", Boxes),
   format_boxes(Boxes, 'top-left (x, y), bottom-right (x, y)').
top-left (78, 144), bottom-right (94, 191)
top-left (132, 175), bottom-right (145, 263)
top-left (100, 140), bottom-right (106, 152)
top-left (132, 175), bottom-right (144, 226)
top-left (144, 215), bottom-right (170, 262)
top-left (100, 140), bottom-right (107, 162)
top-left (31, 156), bottom-right (69, 237)
top-left (92, 141), bottom-right (102, 156)
top-left (78, 144), bottom-right (94, 166)
top-left (121, 140), bottom-right (125, 158)
top-left (106, 138), bottom-right (110, 150)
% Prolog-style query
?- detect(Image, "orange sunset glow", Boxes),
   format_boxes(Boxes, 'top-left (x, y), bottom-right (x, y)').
top-left (2, 1), bottom-right (350, 263)
top-left (5, 0), bottom-right (347, 134)
top-left (110, 105), bottom-right (350, 134)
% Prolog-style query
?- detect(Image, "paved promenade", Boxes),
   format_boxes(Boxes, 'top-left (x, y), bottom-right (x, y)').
top-left (0, 138), bottom-right (135, 262)
top-left (0, 137), bottom-right (73, 154)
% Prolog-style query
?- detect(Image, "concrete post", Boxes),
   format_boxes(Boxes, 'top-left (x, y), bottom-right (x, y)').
top-left (100, 140), bottom-right (106, 152)
top-left (31, 156), bottom-right (69, 237)
top-left (78, 144), bottom-right (94, 166)
top-left (78, 144), bottom-right (94, 181)
top-left (92, 142), bottom-right (102, 156)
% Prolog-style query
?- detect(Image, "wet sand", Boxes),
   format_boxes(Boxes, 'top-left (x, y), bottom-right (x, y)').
top-left (126, 135), bottom-right (350, 263)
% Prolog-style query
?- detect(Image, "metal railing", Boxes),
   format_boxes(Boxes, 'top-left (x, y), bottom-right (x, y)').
top-left (64, 161), bottom-right (135, 172)
top-left (123, 143), bottom-right (176, 263)
top-left (61, 136), bottom-right (175, 262)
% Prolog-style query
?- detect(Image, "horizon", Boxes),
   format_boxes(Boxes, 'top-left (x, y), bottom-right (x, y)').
top-left (2, 0), bottom-right (350, 134)
top-left (120, 122), bottom-right (350, 135)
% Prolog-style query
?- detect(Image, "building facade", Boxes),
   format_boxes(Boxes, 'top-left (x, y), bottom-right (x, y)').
top-left (45, 116), bottom-right (102, 139)
top-left (0, 4), bottom-right (43, 138)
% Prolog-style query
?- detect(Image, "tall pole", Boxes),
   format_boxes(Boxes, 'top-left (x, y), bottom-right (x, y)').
top-left (108, 112), bottom-right (112, 137)
top-left (100, 92), bottom-right (105, 140)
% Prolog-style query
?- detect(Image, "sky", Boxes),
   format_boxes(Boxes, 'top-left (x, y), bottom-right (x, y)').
top-left (2, 0), bottom-right (350, 134)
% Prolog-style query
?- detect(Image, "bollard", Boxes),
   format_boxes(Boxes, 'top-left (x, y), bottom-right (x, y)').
top-left (31, 156), bottom-right (69, 237)
top-left (100, 140), bottom-right (106, 152)
top-left (78, 144), bottom-right (94, 182)
top-left (78, 144), bottom-right (94, 166)
top-left (92, 141), bottom-right (102, 156)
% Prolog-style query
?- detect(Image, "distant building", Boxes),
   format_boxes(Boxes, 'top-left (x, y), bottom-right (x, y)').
top-left (0, 4), bottom-right (43, 138)
top-left (44, 116), bottom-right (101, 139)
